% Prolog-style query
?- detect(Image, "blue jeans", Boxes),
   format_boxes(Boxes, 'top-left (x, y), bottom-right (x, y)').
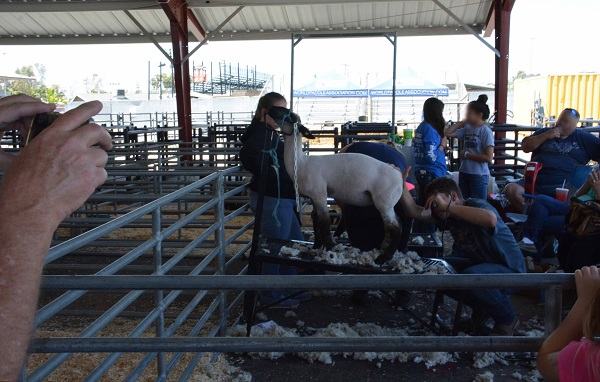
top-left (522, 194), bottom-right (568, 251)
top-left (446, 258), bottom-right (517, 325)
top-left (459, 173), bottom-right (489, 200)
top-left (249, 191), bottom-right (303, 301)
top-left (414, 169), bottom-right (437, 233)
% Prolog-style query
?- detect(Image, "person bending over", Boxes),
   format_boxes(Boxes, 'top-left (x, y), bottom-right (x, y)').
top-left (400, 177), bottom-right (526, 335)
top-left (519, 167), bottom-right (600, 255)
top-left (239, 92), bottom-right (309, 309)
top-left (537, 266), bottom-right (600, 381)
top-left (505, 108), bottom-right (600, 210)
top-left (445, 95), bottom-right (494, 200)
top-left (339, 141), bottom-right (414, 252)
top-left (0, 95), bottom-right (112, 380)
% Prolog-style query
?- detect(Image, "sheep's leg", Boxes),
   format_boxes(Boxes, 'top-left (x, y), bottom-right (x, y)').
top-left (375, 210), bottom-right (402, 265)
top-left (311, 198), bottom-right (334, 250)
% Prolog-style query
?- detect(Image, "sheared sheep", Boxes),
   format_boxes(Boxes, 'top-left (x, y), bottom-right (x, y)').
top-left (267, 106), bottom-right (403, 264)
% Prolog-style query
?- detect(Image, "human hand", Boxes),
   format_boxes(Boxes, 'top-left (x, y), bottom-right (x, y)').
top-left (424, 193), bottom-right (448, 212)
top-left (588, 169), bottom-right (600, 196)
top-left (574, 266), bottom-right (600, 307)
top-left (544, 128), bottom-right (561, 140)
top-left (440, 137), bottom-right (448, 149)
top-left (0, 101), bottom-right (112, 230)
top-left (0, 94), bottom-right (56, 134)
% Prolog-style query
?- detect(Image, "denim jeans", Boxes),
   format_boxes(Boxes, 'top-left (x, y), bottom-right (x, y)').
top-left (445, 257), bottom-right (517, 325)
top-left (249, 191), bottom-right (303, 301)
top-left (522, 194), bottom-right (568, 251)
top-left (414, 169), bottom-right (437, 233)
top-left (459, 173), bottom-right (489, 200)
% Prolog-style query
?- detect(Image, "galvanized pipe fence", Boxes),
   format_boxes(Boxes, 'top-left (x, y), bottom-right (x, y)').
top-left (11, 131), bottom-right (581, 381)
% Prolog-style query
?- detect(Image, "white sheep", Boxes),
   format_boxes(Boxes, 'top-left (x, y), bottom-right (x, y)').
top-left (267, 106), bottom-right (404, 264)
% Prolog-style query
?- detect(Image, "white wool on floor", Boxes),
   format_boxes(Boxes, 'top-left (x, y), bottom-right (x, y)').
top-left (228, 321), bottom-right (457, 368)
top-left (472, 352), bottom-right (511, 368)
top-left (278, 242), bottom-right (448, 274)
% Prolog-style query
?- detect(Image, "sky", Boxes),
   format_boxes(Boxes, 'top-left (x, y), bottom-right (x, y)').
top-left (0, 0), bottom-right (598, 98)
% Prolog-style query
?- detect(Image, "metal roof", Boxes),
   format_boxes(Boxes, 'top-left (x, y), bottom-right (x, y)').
top-left (0, 0), bottom-right (493, 45)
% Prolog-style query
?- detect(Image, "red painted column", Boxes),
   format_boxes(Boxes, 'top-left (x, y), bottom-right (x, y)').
top-left (494, 0), bottom-right (512, 125)
top-left (160, 0), bottom-right (193, 145)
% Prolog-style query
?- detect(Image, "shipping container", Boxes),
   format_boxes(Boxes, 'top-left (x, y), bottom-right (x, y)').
top-left (513, 73), bottom-right (600, 126)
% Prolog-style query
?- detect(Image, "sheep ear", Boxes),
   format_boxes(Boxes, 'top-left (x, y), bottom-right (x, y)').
top-left (298, 123), bottom-right (315, 139)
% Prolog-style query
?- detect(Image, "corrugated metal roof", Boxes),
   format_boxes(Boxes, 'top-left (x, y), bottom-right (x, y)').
top-left (0, 0), bottom-right (493, 45)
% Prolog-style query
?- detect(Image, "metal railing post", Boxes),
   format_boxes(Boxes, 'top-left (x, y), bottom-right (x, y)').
top-left (152, 209), bottom-right (166, 380)
top-left (544, 285), bottom-right (563, 336)
top-left (214, 172), bottom-right (227, 336)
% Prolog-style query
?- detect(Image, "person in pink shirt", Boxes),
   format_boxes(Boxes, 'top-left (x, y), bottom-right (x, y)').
top-left (538, 266), bottom-right (600, 381)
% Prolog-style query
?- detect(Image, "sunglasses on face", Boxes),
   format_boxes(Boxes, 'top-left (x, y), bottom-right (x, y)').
top-left (563, 108), bottom-right (580, 118)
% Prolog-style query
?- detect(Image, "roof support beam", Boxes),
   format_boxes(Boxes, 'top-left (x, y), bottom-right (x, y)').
top-left (431, 0), bottom-right (500, 57)
top-left (187, 9), bottom-right (207, 41)
top-left (123, 10), bottom-right (173, 64)
top-left (494, 0), bottom-right (511, 125)
top-left (182, 6), bottom-right (244, 63)
top-left (159, 0), bottom-right (192, 146)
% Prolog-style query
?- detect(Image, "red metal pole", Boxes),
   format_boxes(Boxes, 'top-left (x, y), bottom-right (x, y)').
top-left (494, 0), bottom-right (512, 125)
top-left (160, 0), bottom-right (193, 145)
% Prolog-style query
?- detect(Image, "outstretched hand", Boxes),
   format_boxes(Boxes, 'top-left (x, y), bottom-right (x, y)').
top-left (0, 101), bottom-right (112, 231)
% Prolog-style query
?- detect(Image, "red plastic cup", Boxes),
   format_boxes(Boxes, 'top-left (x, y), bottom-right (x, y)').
top-left (556, 188), bottom-right (569, 203)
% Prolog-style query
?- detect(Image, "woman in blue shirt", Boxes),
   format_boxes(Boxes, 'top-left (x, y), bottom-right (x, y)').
top-left (413, 98), bottom-right (448, 232)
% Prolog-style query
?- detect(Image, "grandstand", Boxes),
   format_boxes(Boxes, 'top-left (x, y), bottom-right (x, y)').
top-left (191, 61), bottom-right (271, 96)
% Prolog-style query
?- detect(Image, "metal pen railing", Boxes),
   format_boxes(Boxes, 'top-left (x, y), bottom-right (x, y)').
top-left (26, 166), bottom-right (252, 381)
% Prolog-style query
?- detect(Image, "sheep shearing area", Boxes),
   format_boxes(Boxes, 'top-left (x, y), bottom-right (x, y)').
top-left (17, 134), bottom-right (570, 382)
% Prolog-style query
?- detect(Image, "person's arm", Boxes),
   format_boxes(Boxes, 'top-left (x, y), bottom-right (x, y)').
top-left (462, 146), bottom-right (494, 164)
top-left (574, 169), bottom-right (599, 198)
top-left (421, 129), bottom-right (446, 165)
top-left (426, 194), bottom-right (497, 228)
top-left (0, 101), bottom-right (112, 380)
top-left (522, 128), bottom-right (561, 153)
top-left (444, 120), bottom-right (466, 138)
top-left (537, 266), bottom-right (600, 382)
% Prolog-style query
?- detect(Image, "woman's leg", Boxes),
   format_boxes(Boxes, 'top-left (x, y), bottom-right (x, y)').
top-left (468, 174), bottom-right (489, 200)
top-left (458, 172), bottom-right (471, 199)
top-left (414, 170), bottom-right (437, 233)
top-left (522, 195), bottom-right (568, 243)
top-left (249, 192), bottom-right (299, 301)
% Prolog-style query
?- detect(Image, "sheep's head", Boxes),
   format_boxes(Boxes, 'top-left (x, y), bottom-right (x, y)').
top-left (268, 106), bottom-right (315, 139)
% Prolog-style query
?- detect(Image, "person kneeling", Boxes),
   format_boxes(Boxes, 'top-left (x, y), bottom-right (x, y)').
top-left (405, 177), bottom-right (526, 335)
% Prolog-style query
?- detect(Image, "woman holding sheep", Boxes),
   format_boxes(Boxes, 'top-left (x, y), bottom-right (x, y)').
top-left (240, 92), bottom-right (308, 309)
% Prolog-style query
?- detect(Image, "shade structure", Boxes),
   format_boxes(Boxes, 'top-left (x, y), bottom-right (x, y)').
top-left (294, 71), bottom-right (368, 98)
top-left (370, 67), bottom-right (449, 98)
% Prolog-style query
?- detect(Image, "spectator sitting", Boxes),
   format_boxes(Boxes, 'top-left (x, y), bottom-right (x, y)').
top-left (400, 177), bottom-right (526, 335)
top-left (537, 266), bottom-right (600, 381)
top-left (519, 167), bottom-right (600, 255)
top-left (505, 108), bottom-right (600, 211)
top-left (0, 95), bottom-right (112, 380)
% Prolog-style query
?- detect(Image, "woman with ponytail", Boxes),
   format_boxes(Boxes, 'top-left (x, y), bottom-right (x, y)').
top-left (446, 94), bottom-right (494, 200)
